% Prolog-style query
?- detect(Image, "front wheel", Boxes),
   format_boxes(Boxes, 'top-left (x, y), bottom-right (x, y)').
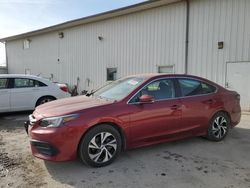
top-left (79, 124), bottom-right (122, 167)
top-left (207, 112), bottom-right (230, 141)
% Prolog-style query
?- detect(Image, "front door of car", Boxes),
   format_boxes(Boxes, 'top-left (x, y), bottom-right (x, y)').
top-left (10, 78), bottom-right (41, 111)
top-left (0, 78), bottom-right (11, 112)
top-left (177, 78), bottom-right (219, 136)
top-left (128, 78), bottom-right (182, 147)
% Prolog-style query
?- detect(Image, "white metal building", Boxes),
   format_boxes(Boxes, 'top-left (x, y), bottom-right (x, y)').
top-left (1, 0), bottom-right (250, 111)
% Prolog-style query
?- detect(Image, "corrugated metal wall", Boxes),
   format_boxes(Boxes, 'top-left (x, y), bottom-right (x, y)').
top-left (6, 0), bottom-right (250, 91)
top-left (188, 0), bottom-right (250, 86)
top-left (6, 1), bottom-right (186, 91)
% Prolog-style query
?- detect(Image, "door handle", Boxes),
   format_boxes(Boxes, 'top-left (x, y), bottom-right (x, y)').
top-left (32, 88), bottom-right (40, 91)
top-left (170, 104), bottom-right (181, 110)
top-left (204, 99), bottom-right (214, 104)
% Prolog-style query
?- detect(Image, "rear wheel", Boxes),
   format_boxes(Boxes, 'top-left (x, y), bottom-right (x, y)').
top-left (207, 112), bottom-right (230, 141)
top-left (79, 124), bottom-right (122, 167)
top-left (36, 96), bottom-right (55, 106)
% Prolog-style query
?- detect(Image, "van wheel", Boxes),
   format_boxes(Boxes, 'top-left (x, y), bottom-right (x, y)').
top-left (207, 112), bottom-right (230, 141)
top-left (79, 124), bottom-right (122, 167)
top-left (36, 96), bottom-right (55, 106)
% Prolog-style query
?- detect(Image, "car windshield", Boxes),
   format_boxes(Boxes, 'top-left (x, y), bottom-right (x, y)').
top-left (93, 77), bottom-right (146, 101)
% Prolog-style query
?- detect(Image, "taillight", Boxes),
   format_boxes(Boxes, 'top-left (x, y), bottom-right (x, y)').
top-left (60, 86), bottom-right (68, 93)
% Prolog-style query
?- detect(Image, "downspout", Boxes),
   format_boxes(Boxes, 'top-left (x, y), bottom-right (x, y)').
top-left (0, 41), bottom-right (8, 73)
top-left (5, 42), bottom-right (8, 73)
top-left (184, 0), bottom-right (190, 74)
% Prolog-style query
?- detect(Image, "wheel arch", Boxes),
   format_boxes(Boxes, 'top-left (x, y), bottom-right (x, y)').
top-left (210, 109), bottom-right (232, 125)
top-left (35, 95), bottom-right (57, 107)
top-left (77, 122), bottom-right (127, 156)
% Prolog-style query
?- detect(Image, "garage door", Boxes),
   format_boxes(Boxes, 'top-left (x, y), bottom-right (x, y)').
top-left (226, 62), bottom-right (250, 111)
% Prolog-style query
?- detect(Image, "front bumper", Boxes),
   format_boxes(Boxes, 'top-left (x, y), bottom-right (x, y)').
top-left (30, 140), bottom-right (59, 156)
top-left (24, 118), bottom-right (86, 162)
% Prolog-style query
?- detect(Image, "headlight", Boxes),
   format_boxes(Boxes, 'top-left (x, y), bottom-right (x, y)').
top-left (40, 114), bottom-right (79, 128)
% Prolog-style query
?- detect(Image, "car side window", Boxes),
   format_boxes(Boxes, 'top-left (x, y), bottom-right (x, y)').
top-left (0, 78), bottom-right (8, 89)
top-left (178, 79), bottom-right (216, 97)
top-left (130, 79), bottom-right (175, 103)
top-left (200, 82), bottom-right (216, 94)
top-left (14, 78), bottom-right (35, 88)
top-left (14, 78), bottom-right (48, 88)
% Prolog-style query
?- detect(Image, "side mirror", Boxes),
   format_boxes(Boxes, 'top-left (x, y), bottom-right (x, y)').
top-left (139, 95), bottom-right (154, 104)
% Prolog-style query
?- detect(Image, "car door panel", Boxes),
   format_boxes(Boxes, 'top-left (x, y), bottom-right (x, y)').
top-left (0, 89), bottom-right (11, 112)
top-left (0, 78), bottom-right (11, 112)
top-left (128, 99), bottom-right (182, 147)
top-left (177, 78), bottom-right (219, 136)
top-left (127, 78), bottom-right (185, 148)
top-left (11, 88), bottom-right (36, 110)
top-left (10, 78), bottom-right (40, 111)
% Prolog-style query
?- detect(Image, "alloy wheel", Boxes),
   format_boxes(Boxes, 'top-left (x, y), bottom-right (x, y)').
top-left (88, 132), bottom-right (117, 163)
top-left (211, 116), bottom-right (228, 139)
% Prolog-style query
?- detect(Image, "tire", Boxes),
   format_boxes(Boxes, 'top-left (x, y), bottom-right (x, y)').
top-left (79, 124), bottom-right (122, 167)
top-left (207, 112), bottom-right (230, 141)
top-left (36, 96), bottom-right (55, 107)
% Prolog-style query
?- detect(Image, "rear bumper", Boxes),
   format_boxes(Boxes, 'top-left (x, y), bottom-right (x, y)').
top-left (231, 109), bottom-right (241, 128)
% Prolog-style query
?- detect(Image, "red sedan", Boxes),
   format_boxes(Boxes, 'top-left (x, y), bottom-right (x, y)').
top-left (25, 74), bottom-right (241, 167)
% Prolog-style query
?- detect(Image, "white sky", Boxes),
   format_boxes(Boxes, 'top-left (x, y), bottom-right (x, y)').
top-left (0, 0), bottom-right (146, 66)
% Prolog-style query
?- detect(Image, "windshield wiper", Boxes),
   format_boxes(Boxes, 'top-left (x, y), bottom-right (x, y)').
top-left (86, 90), bottom-right (94, 96)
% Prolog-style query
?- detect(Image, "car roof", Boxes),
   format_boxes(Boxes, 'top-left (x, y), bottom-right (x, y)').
top-left (0, 74), bottom-right (40, 78)
top-left (125, 73), bottom-right (220, 86)
top-left (0, 74), bottom-right (52, 84)
top-left (126, 73), bottom-right (207, 80)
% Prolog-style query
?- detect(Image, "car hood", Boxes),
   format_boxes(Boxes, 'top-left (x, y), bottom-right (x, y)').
top-left (33, 95), bottom-right (112, 120)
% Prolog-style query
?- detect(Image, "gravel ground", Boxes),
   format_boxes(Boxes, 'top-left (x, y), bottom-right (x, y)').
top-left (0, 112), bottom-right (250, 188)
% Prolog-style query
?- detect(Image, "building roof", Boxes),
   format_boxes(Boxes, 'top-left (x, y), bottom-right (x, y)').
top-left (0, 0), bottom-right (181, 42)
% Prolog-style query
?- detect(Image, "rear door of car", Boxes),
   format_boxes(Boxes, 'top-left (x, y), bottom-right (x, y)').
top-left (10, 78), bottom-right (43, 111)
top-left (0, 77), bottom-right (11, 112)
top-left (177, 78), bottom-right (219, 136)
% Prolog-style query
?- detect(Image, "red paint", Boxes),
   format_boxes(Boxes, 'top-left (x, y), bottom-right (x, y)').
top-left (28, 74), bottom-right (241, 161)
